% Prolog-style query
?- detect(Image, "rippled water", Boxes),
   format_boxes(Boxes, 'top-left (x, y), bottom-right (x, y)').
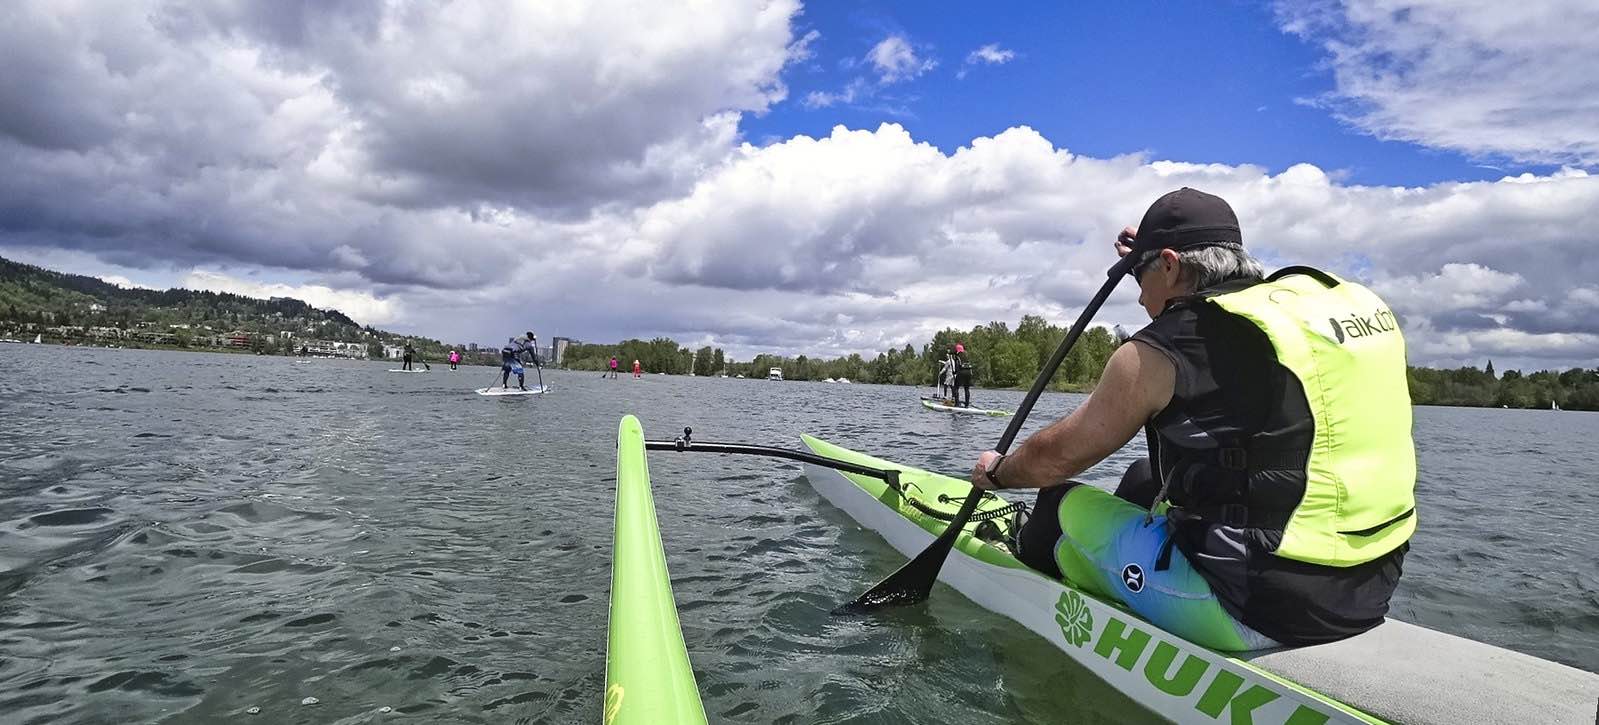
top-left (1, 346), bottom-right (1595, 724)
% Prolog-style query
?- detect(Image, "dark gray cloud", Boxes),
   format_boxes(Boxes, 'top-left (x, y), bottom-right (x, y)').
top-left (0, 0), bottom-right (802, 288)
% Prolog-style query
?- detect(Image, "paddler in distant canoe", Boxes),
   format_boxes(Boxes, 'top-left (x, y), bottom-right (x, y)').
top-left (500, 332), bottom-right (541, 390)
top-left (969, 188), bottom-right (1415, 651)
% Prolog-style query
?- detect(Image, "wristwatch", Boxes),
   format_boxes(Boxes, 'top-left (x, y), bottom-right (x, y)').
top-left (983, 453), bottom-right (1007, 489)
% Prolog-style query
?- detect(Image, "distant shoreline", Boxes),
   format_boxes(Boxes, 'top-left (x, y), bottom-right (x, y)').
top-left (10, 341), bottom-right (499, 367)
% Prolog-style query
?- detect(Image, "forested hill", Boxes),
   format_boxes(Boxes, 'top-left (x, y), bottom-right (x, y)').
top-left (0, 256), bottom-right (357, 327)
top-left (0, 256), bottom-right (446, 356)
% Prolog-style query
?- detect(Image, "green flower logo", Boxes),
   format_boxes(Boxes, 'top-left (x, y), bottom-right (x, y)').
top-left (1055, 590), bottom-right (1094, 648)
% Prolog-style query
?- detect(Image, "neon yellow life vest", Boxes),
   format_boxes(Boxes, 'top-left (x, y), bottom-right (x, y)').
top-left (1205, 267), bottom-right (1417, 566)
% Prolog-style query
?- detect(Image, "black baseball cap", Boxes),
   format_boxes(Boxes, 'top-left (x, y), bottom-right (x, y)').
top-left (1130, 187), bottom-right (1242, 257)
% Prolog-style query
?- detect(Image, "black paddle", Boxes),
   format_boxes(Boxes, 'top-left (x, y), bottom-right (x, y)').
top-left (837, 253), bottom-right (1138, 613)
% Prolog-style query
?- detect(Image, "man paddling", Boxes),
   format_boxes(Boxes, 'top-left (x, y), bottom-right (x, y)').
top-left (500, 332), bottom-right (541, 390)
top-left (609, 355), bottom-right (619, 379)
top-left (402, 341), bottom-right (416, 371)
top-left (970, 188), bottom-right (1414, 651)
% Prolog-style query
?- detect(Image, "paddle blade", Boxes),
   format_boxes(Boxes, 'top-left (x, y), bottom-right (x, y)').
top-left (833, 485), bottom-right (982, 615)
top-left (832, 535), bottom-right (956, 614)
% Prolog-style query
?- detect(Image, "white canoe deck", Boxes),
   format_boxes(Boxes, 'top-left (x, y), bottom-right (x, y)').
top-left (1246, 618), bottom-right (1599, 724)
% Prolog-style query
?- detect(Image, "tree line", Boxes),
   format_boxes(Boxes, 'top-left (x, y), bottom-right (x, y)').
top-left (1408, 362), bottom-right (1599, 411)
top-left (561, 314), bottom-right (1119, 391)
top-left (563, 321), bottom-right (1599, 411)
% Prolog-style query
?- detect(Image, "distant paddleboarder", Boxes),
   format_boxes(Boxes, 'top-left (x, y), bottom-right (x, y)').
top-left (448, 349), bottom-right (461, 370)
top-left (609, 356), bottom-right (619, 379)
top-left (500, 332), bottom-right (541, 390)
top-left (937, 347), bottom-right (956, 400)
top-left (632, 359), bottom-right (642, 379)
top-left (402, 342), bottom-right (416, 371)
top-left (950, 343), bottom-right (973, 407)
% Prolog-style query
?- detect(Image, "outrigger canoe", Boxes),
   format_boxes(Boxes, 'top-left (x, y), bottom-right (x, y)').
top-left (798, 434), bottom-right (1599, 725)
top-left (605, 416), bottom-right (707, 725)
top-left (612, 417), bottom-right (1599, 723)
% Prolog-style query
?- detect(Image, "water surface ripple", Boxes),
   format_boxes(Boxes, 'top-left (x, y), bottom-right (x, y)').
top-left (0, 347), bottom-right (1594, 723)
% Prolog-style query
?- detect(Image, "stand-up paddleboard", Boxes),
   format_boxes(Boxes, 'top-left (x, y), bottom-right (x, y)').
top-left (920, 396), bottom-right (1012, 416)
top-left (388, 368), bottom-right (429, 373)
top-left (475, 385), bottom-right (550, 397)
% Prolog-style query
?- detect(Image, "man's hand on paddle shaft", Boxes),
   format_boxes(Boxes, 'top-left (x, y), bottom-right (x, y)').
top-left (971, 451), bottom-right (1003, 490)
top-left (1115, 226), bottom-right (1137, 258)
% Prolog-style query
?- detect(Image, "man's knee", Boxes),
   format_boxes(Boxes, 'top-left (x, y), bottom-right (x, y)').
top-left (1016, 484), bottom-right (1079, 579)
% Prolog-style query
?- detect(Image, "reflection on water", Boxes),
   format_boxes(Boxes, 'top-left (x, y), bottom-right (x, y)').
top-left (0, 346), bottom-right (1594, 723)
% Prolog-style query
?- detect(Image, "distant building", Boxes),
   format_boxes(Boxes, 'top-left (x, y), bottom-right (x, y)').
top-left (383, 344), bottom-right (405, 359)
top-left (133, 331), bottom-right (178, 345)
top-left (302, 339), bottom-right (367, 359)
top-left (225, 331), bottom-right (251, 348)
top-left (468, 343), bottom-right (478, 352)
top-left (552, 337), bottom-right (573, 365)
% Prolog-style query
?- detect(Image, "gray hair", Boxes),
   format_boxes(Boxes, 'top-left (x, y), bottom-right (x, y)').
top-left (1141, 244), bottom-right (1264, 291)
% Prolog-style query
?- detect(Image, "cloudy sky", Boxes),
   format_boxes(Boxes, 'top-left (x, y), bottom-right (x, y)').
top-left (2, 0), bottom-right (1597, 371)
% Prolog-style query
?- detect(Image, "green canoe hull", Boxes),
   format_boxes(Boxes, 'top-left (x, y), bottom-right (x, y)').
top-left (605, 416), bottom-right (707, 725)
top-left (799, 434), bottom-right (1384, 725)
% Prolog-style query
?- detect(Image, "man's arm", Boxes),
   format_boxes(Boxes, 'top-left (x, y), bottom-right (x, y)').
top-left (972, 340), bottom-right (1175, 489)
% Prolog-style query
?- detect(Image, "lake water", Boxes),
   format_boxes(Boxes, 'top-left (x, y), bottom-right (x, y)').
top-left (1, 346), bottom-right (1595, 724)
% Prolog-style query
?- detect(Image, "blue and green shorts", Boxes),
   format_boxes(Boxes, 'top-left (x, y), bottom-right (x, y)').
top-left (1050, 485), bottom-right (1276, 651)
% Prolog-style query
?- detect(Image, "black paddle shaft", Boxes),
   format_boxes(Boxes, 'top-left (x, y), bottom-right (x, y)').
top-left (837, 254), bottom-right (1138, 613)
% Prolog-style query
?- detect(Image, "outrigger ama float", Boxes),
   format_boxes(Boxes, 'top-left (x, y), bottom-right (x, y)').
top-left (604, 257), bottom-right (1599, 724)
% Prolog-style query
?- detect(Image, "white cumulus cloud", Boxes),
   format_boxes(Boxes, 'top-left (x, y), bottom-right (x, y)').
top-left (1276, 0), bottom-right (1599, 165)
top-left (867, 35), bottom-right (937, 84)
top-left (959, 43), bottom-right (1016, 79)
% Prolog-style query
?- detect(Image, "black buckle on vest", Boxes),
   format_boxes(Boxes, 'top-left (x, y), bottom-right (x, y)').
top-left (1218, 447), bottom-right (1248, 471)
